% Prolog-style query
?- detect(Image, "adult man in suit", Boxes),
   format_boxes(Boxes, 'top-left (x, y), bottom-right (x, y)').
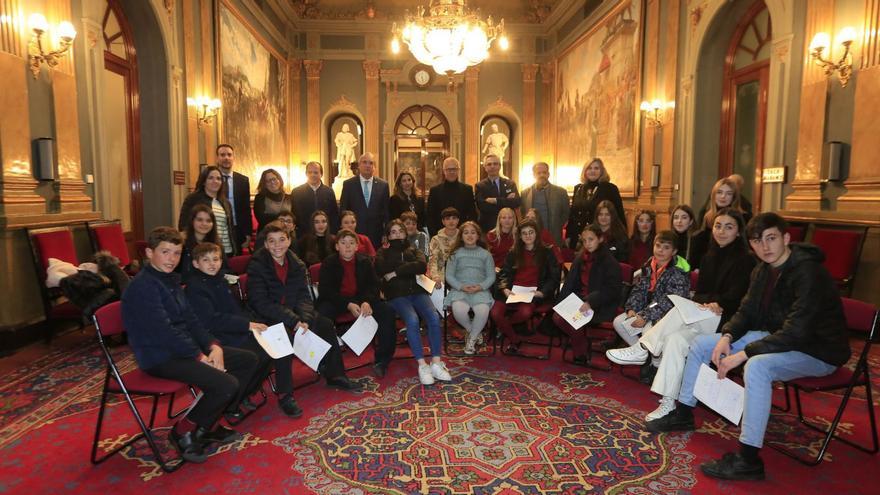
top-left (520, 162), bottom-right (570, 246)
top-left (340, 152), bottom-right (389, 248)
top-left (216, 144), bottom-right (253, 251)
top-left (426, 157), bottom-right (477, 235)
top-left (474, 154), bottom-right (520, 232)
top-left (291, 161), bottom-right (340, 237)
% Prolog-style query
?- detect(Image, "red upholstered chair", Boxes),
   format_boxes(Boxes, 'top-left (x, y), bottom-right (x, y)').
top-left (771, 297), bottom-right (878, 465)
top-left (810, 227), bottom-right (866, 296)
top-left (234, 273), bottom-right (249, 302)
top-left (227, 254), bottom-right (251, 275)
top-left (310, 262), bottom-right (369, 371)
top-left (786, 225), bottom-right (806, 243)
top-left (27, 226), bottom-right (83, 325)
top-left (91, 301), bottom-right (193, 472)
top-left (87, 220), bottom-right (131, 267)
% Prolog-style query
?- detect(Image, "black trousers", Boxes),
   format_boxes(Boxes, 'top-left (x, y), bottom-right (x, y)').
top-left (145, 347), bottom-right (258, 429)
top-left (236, 335), bottom-right (295, 395)
top-left (317, 300), bottom-right (397, 365)
top-left (306, 314), bottom-right (347, 379)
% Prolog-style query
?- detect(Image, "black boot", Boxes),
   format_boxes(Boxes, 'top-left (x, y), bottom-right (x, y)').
top-left (171, 425), bottom-right (208, 463)
top-left (195, 425), bottom-right (240, 446)
top-left (645, 403), bottom-right (695, 433)
top-left (700, 452), bottom-right (765, 480)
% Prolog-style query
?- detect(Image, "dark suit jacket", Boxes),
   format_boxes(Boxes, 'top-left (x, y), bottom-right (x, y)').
top-left (474, 177), bottom-right (521, 232)
top-left (426, 180), bottom-right (477, 234)
top-left (291, 182), bottom-right (340, 237)
top-left (339, 175), bottom-right (390, 248)
top-left (226, 171), bottom-right (253, 244)
top-left (566, 181), bottom-right (624, 248)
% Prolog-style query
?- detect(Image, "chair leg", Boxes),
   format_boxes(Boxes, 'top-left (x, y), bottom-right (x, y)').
top-left (90, 385), bottom-right (112, 465)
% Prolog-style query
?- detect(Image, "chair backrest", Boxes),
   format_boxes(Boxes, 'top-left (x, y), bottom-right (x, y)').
top-left (618, 262), bottom-right (635, 285)
top-left (235, 273), bottom-right (249, 302)
top-left (786, 225), bottom-right (806, 243)
top-left (689, 270), bottom-right (699, 291)
top-left (28, 226), bottom-right (78, 282)
top-left (841, 297), bottom-right (878, 338)
top-left (308, 263), bottom-right (321, 301)
top-left (810, 228), bottom-right (865, 283)
top-left (88, 220), bottom-right (131, 266)
top-left (93, 301), bottom-right (124, 337)
top-left (227, 254), bottom-right (251, 275)
top-left (560, 248), bottom-right (575, 263)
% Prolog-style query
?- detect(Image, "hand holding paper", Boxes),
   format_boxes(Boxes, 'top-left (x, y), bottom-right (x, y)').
top-left (252, 323), bottom-right (294, 359)
top-left (553, 293), bottom-right (594, 330)
top-left (506, 285), bottom-right (537, 304)
top-left (340, 315), bottom-right (379, 356)
top-left (292, 326), bottom-right (331, 372)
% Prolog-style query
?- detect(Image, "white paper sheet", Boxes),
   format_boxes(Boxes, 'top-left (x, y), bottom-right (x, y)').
top-left (430, 287), bottom-right (445, 314)
top-left (668, 294), bottom-right (718, 325)
top-left (292, 325), bottom-right (331, 372)
top-left (694, 363), bottom-right (745, 425)
top-left (506, 285), bottom-right (538, 303)
top-left (251, 323), bottom-right (295, 359)
top-left (416, 274), bottom-right (436, 294)
top-left (552, 293), bottom-right (594, 330)
top-left (340, 315), bottom-right (378, 356)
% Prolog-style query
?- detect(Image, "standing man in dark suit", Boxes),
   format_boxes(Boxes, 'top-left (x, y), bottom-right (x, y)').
top-left (520, 162), bottom-right (570, 246)
top-left (339, 152), bottom-right (389, 249)
top-left (474, 153), bottom-right (520, 232)
top-left (216, 144), bottom-right (253, 252)
top-left (291, 161), bottom-right (340, 237)
top-left (426, 157), bottom-right (477, 235)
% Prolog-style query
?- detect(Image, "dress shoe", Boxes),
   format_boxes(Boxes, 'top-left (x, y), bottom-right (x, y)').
top-left (572, 354), bottom-right (589, 366)
top-left (223, 407), bottom-right (246, 424)
top-left (372, 362), bottom-right (388, 379)
top-left (700, 452), bottom-right (765, 481)
top-left (278, 395), bottom-right (304, 418)
top-left (326, 376), bottom-right (363, 392)
top-left (645, 404), bottom-right (695, 433)
top-left (170, 427), bottom-right (208, 463)
top-left (639, 362), bottom-right (658, 384)
top-left (195, 425), bottom-right (240, 446)
top-left (240, 397), bottom-right (259, 411)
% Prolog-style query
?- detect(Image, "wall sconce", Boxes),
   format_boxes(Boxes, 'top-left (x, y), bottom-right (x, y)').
top-left (27, 14), bottom-right (77, 79)
top-left (639, 99), bottom-right (674, 127)
top-left (187, 96), bottom-right (222, 128)
top-left (809, 27), bottom-right (856, 87)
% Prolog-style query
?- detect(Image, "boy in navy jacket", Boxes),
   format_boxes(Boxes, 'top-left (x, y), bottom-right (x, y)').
top-left (122, 227), bottom-right (258, 463)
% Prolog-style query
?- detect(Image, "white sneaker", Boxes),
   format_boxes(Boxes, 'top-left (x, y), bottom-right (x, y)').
top-left (418, 364), bottom-right (435, 385)
top-left (645, 396), bottom-right (677, 421)
top-left (463, 336), bottom-right (476, 355)
top-left (430, 361), bottom-right (452, 381)
top-left (606, 342), bottom-right (649, 365)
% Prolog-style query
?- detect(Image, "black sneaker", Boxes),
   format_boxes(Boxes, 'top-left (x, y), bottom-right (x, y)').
top-left (372, 362), bottom-right (388, 378)
top-left (700, 452), bottom-right (765, 481)
top-left (326, 376), bottom-right (364, 392)
top-left (195, 425), bottom-right (240, 445)
top-left (639, 362), bottom-right (658, 384)
top-left (645, 404), bottom-right (695, 433)
top-left (223, 407), bottom-right (246, 425)
top-left (278, 395), bottom-right (304, 418)
top-left (170, 428), bottom-right (208, 463)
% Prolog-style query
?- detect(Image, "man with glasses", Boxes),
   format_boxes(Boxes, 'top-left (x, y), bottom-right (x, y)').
top-left (340, 152), bottom-right (389, 249)
top-left (426, 157), bottom-right (477, 235)
top-left (645, 212), bottom-right (850, 481)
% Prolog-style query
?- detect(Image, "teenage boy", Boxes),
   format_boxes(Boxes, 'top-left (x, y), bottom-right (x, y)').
top-left (122, 227), bottom-right (259, 463)
top-left (246, 221), bottom-right (362, 392)
top-left (185, 242), bottom-right (303, 418)
top-left (646, 213), bottom-right (850, 481)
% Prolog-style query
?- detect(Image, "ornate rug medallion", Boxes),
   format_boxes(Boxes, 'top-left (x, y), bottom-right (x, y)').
top-left (275, 368), bottom-right (695, 494)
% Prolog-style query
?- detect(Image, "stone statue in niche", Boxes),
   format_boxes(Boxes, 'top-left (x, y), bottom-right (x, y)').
top-left (482, 123), bottom-right (509, 166)
top-left (335, 123), bottom-right (359, 179)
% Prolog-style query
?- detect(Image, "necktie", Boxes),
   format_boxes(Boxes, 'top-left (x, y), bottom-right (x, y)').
top-left (224, 175), bottom-right (237, 224)
top-left (495, 179), bottom-right (501, 196)
top-left (363, 179), bottom-right (371, 205)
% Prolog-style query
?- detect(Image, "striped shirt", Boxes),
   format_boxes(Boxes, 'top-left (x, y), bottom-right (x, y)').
top-left (212, 199), bottom-right (234, 254)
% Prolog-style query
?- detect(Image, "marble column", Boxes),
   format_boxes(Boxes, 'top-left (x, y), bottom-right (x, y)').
top-left (304, 60), bottom-right (323, 162)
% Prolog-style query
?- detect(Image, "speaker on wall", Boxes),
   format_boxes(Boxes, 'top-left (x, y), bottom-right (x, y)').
top-left (825, 141), bottom-right (843, 182)
top-left (33, 138), bottom-right (55, 181)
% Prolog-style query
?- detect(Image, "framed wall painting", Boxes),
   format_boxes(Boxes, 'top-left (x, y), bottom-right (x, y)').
top-left (217, 1), bottom-right (288, 194)
top-left (556, 0), bottom-right (643, 197)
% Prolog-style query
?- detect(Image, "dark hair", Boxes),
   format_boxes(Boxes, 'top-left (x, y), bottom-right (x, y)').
top-left (194, 165), bottom-right (227, 198)
top-left (595, 200), bottom-right (628, 241)
top-left (262, 220), bottom-right (290, 241)
top-left (654, 230), bottom-right (678, 247)
top-left (745, 212), bottom-right (788, 240)
top-left (311, 210), bottom-right (330, 234)
top-left (631, 209), bottom-right (657, 244)
top-left (305, 161), bottom-right (323, 174)
top-left (440, 207), bottom-right (460, 220)
top-left (399, 211), bottom-right (418, 224)
top-left (335, 228), bottom-right (359, 243)
top-left (670, 204), bottom-right (697, 235)
top-left (450, 221), bottom-right (487, 254)
top-left (513, 219), bottom-right (548, 271)
top-left (276, 209), bottom-right (295, 222)
top-left (184, 204), bottom-right (219, 248)
top-left (575, 223), bottom-right (606, 256)
top-left (148, 226), bottom-right (183, 249)
top-left (257, 168), bottom-right (285, 195)
top-left (709, 207), bottom-right (748, 251)
top-left (393, 171), bottom-right (422, 200)
top-left (385, 219), bottom-right (407, 237)
top-left (191, 242), bottom-right (221, 261)
top-left (340, 210), bottom-right (357, 225)
top-left (216, 143), bottom-right (234, 154)
top-left (524, 208), bottom-right (546, 233)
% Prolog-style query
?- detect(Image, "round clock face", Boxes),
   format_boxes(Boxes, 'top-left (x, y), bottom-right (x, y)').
top-left (414, 69), bottom-right (431, 86)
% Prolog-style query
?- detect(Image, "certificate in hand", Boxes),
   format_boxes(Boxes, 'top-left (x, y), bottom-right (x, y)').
top-left (252, 323), bottom-right (295, 359)
top-left (694, 363), bottom-right (745, 425)
top-left (292, 325), bottom-right (331, 372)
top-left (506, 285), bottom-right (537, 304)
top-left (341, 315), bottom-right (378, 356)
top-left (668, 294), bottom-right (717, 325)
top-left (416, 274), bottom-right (436, 294)
top-left (552, 293), bottom-right (594, 330)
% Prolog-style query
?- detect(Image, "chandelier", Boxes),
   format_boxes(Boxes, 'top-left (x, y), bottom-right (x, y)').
top-left (391, 0), bottom-right (508, 75)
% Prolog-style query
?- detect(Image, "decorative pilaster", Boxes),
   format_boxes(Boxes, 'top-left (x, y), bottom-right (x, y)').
top-left (540, 62), bottom-right (554, 165)
top-left (288, 59), bottom-right (302, 174)
top-left (464, 66), bottom-right (480, 184)
top-left (51, 70), bottom-right (91, 213)
top-left (199, 0), bottom-right (216, 158)
top-left (363, 59), bottom-right (381, 168)
top-left (304, 60), bottom-right (323, 162)
top-left (521, 64), bottom-right (539, 172)
top-left (641, 0), bottom-right (661, 203)
top-left (786, 0), bottom-right (833, 211)
top-left (839, 0), bottom-right (880, 211)
top-left (658, 0), bottom-right (679, 204)
top-left (181, 0), bottom-right (199, 185)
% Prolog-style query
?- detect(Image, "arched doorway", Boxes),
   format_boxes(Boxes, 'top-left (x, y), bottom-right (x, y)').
top-left (394, 106), bottom-right (450, 192)
top-left (719, 0), bottom-right (771, 209)
top-left (100, 0), bottom-right (143, 239)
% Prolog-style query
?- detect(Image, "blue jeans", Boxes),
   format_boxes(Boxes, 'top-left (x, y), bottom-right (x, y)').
top-left (388, 294), bottom-right (442, 360)
top-left (678, 331), bottom-right (838, 448)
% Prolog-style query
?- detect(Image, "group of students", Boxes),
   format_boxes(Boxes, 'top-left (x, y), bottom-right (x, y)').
top-left (125, 160), bottom-right (850, 482)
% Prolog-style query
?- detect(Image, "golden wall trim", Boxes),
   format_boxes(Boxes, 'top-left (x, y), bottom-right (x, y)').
top-left (0, 0), bottom-right (24, 57)
top-left (861, 0), bottom-right (880, 69)
top-left (464, 66), bottom-right (480, 184)
top-left (304, 59), bottom-right (323, 161)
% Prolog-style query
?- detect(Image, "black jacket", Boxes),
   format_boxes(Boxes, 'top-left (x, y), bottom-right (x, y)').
top-left (296, 233), bottom-right (336, 267)
top-left (317, 253), bottom-right (382, 316)
top-left (558, 245), bottom-right (622, 323)
top-left (426, 180), bottom-right (477, 234)
top-left (474, 177), bottom-right (521, 232)
top-left (177, 190), bottom-right (240, 255)
top-left (692, 241), bottom-right (756, 330)
top-left (724, 243), bottom-right (850, 366)
top-left (246, 247), bottom-right (316, 328)
top-left (374, 241), bottom-right (429, 300)
top-left (389, 193), bottom-right (426, 229)
top-left (566, 181), bottom-right (624, 248)
top-left (228, 171), bottom-right (253, 243)
top-left (291, 182), bottom-right (340, 237)
top-left (495, 247), bottom-right (560, 302)
top-left (185, 270), bottom-right (251, 347)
